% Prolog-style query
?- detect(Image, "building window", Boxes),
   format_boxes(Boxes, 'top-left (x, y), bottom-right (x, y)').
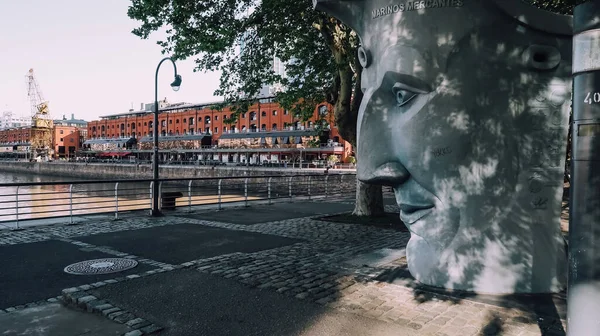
top-left (215, 116), bottom-right (218, 121)
top-left (189, 129), bottom-right (194, 135)
top-left (169, 120), bottom-right (173, 124)
top-left (284, 110), bottom-right (289, 115)
top-left (261, 124), bottom-right (267, 131)
top-left (272, 123), bottom-right (277, 130)
top-left (60, 130), bottom-right (64, 134)
top-left (189, 117), bottom-right (194, 125)
top-left (214, 127), bottom-right (218, 134)
top-left (205, 116), bottom-right (211, 124)
top-left (183, 118), bottom-right (186, 124)
top-left (273, 110), bottom-right (277, 116)
top-left (144, 122), bottom-right (147, 126)
top-left (242, 125), bottom-right (247, 131)
top-left (161, 120), bottom-right (166, 127)
top-left (223, 126), bottom-right (228, 133)
top-left (223, 114), bottom-right (228, 120)
top-left (250, 112), bottom-right (256, 121)
top-left (261, 111), bottom-right (267, 117)
top-left (242, 113), bottom-right (246, 119)
top-left (175, 119), bottom-right (179, 124)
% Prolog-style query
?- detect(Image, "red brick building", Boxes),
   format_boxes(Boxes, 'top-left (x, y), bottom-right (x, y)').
top-left (85, 98), bottom-right (352, 165)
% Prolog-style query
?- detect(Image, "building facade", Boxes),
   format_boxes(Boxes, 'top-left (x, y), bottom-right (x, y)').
top-left (84, 98), bottom-right (352, 165)
top-left (0, 110), bottom-right (31, 130)
top-left (0, 114), bottom-right (88, 160)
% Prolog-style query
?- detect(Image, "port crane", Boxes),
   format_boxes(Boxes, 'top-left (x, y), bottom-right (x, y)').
top-left (25, 68), bottom-right (53, 161)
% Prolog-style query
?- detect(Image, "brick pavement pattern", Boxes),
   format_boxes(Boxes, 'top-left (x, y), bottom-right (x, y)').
top-left (0, 205), bottom-right (566, 336)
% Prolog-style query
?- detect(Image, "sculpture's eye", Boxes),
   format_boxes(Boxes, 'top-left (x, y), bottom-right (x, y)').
top-left (393, 86), bottom-right (418, 107)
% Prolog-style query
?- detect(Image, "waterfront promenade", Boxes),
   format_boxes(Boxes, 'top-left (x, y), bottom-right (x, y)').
top-left (0, 197), bottom-right (567, 336)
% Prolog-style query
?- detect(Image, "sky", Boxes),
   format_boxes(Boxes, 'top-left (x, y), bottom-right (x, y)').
top-left (0, 0), bottom-right (222, 122)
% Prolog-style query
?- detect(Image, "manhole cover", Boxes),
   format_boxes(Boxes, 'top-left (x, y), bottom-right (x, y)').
top-left (64, 258), bottom-right (138, 275)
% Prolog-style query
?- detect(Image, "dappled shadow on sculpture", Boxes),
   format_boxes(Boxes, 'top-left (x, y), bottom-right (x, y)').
top-left (315, 0), bottom-right (572, 295)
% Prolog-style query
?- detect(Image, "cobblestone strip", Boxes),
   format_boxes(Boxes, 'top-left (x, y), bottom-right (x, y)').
top-left (185, 242), bottom-right (564, 336)
top-left (61, 287), bottom-right (162, 336)
top-left (57, 238), bottom-right (175, 269)
top-left (175, 215), bottom-right (409, 245)
top-left (0, 216), bottom-right (175, 246)
top-left (0, 296), bottom-right (63, 315)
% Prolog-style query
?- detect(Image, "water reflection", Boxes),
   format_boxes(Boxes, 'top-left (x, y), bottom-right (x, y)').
top-left (0, 172), bottom-right (256, 223)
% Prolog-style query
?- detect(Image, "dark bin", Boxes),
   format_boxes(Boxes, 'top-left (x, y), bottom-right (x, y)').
top-left (161, 191), bottom-right (183, 210)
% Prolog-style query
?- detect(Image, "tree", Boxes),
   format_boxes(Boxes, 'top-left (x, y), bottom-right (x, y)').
top-left (128, 0), bottom-right (384, 216)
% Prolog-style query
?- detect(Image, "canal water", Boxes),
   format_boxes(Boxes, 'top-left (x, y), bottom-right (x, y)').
top-left (0, 170), bottom-right (254, 224)
top-left (0, 171), bottom-right (165, 223)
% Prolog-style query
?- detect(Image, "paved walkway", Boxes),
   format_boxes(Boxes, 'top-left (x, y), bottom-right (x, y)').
top-left (0, 199), bottom-right (567, 336)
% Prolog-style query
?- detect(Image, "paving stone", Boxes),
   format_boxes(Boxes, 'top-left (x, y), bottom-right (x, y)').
top-left (407, 322), bottom-right (423, 330)
top-left (140, 324), bottom-right (163, 334)
top-left (123, 331), bottom-right (143, 336)
top-left (102, 307), bottom-right (121, 317)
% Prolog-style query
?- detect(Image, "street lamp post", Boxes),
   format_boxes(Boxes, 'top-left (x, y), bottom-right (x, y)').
top-left (152, 57), bottom-right (182, 217)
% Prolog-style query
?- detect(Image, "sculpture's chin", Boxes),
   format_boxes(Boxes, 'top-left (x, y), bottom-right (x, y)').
top-left (405, 235), bottom-right (442, 285)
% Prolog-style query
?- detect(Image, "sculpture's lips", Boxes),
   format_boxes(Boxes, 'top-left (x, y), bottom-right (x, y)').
top-left (399, 204), bottom-right (435, 225)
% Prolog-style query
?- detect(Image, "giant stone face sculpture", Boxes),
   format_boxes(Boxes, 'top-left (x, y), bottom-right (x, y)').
top-left (315, 0), bottom-right (573, 294)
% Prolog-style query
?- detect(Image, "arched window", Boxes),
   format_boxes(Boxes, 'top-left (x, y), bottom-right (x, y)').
top-left (189, 117), bottom-right (194, 125)
top-left (205, 116), bottom-right (211, 124)
top-left (242, 125), bottom-right (247, 132)
top-left (272, 110), bottom-right (278, 116)
top-left (161, 130), bottom-right (166, 136)
top-left (261, 124), bottom-right (267, 131)
top-left (272, 123), bottom-right (277, 130)
top-left (249, 112), bottom-right (256, 121)
top-left (175, 119), bottom-right (180, 124)
top-left (223, 126), bottom-right (228, 133)
top-left (261, 111), bottom-right (267, 117)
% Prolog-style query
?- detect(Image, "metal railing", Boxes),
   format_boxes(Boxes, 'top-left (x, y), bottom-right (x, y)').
top-left (0, 174), bottom-right (357, 229)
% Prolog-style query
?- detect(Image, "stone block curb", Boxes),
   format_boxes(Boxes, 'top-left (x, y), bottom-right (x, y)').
top-left (61, 290), bottom-right (164, 335)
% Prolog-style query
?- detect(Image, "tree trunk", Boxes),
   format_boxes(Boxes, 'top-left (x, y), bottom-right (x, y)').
top-left (352, 178), bottom-right (385, 216)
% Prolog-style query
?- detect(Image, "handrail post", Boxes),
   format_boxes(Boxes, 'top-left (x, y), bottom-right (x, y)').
top-left (268, 177), bottom-right (272, 205)
top-left (149, 181), bottom-right (154, 215)
top-left (69, 184), bottom-right (73, 224)
top-left (308, 176), bottom-right (312, 200)
top-left (325, 175), bottom-right (329, 200)
top-left (15, 186), bottom-right (19, 230)
top-left (288, 176), bottom-right (294, 202)
top-left (114, 182), bottom-right (119, 220)
top-left (187, 180), bottom-right (192, 212)
top-left (244, 177), bottom-right (249, 207)
top-left (340, 174), bottom-right (344, 196)
top-left (218, 179), bottom-right (222, 210)
top-left (158, 181), bottom-right (163, 211)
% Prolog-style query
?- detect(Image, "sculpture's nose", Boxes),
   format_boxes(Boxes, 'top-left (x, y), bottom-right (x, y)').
top-left (356, 90), bottom-right (410, 187)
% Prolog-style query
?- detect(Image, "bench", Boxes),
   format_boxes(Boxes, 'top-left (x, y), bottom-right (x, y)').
top-left (161, 191), bottom-right (183, 210)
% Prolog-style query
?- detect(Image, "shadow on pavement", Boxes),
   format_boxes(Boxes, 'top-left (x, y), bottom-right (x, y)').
top-left (90, 269), bottom-right (412, 336)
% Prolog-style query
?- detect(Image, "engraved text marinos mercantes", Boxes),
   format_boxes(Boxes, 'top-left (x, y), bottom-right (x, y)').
top-left (372, 0), bottom-right (464, 19)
